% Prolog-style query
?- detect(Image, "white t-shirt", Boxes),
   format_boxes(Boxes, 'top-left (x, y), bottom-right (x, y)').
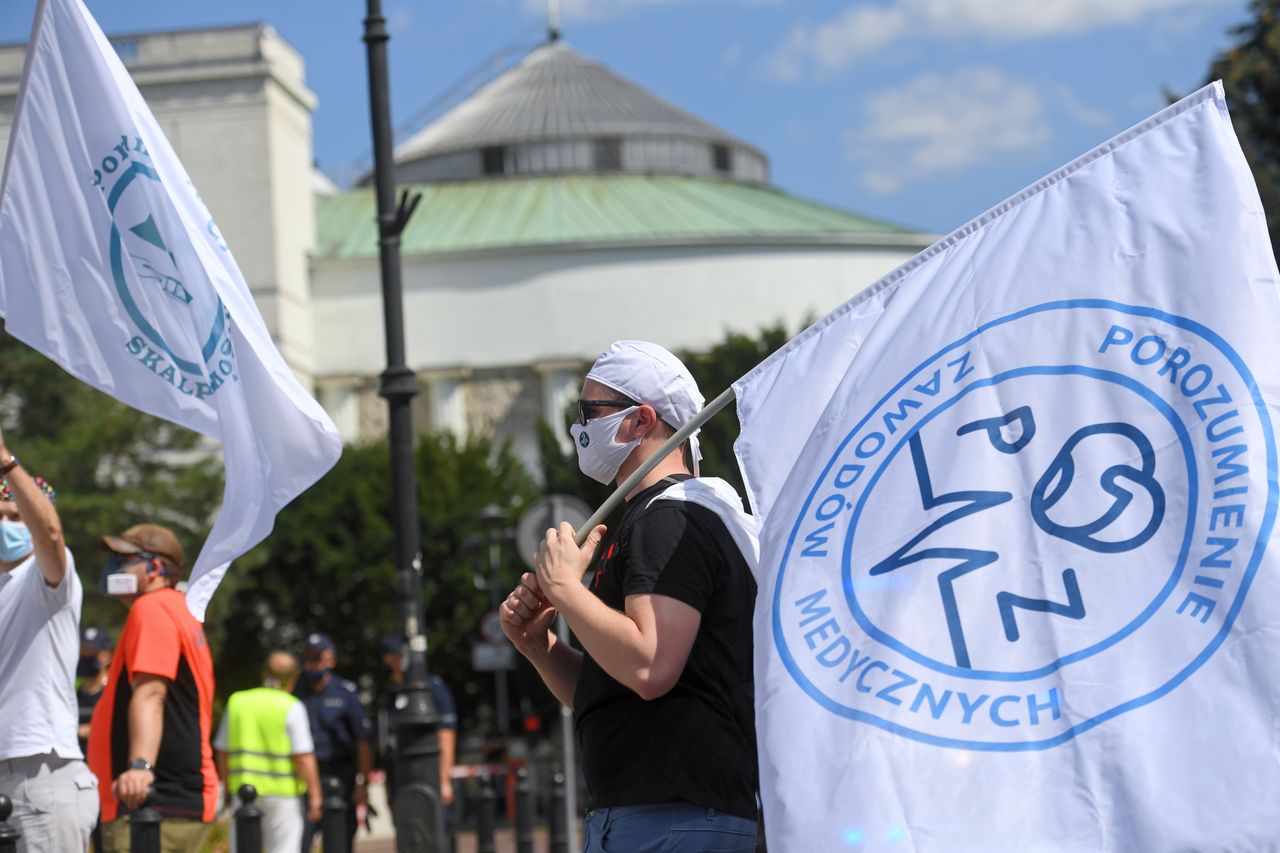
top-left (213, 694), bottom-right (315, 755)
top-left (0, 547), bottom-right (82, 760)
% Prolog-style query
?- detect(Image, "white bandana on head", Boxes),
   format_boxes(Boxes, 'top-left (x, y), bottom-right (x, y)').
top-left (586, 340), bottom-right (706, 475)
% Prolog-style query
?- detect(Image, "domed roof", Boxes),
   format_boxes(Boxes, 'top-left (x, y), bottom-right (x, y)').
top-left (392, 41), bottom-right (768, 184)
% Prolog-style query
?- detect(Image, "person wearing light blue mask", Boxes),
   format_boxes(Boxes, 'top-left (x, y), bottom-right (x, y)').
top-left (500, 340), bottom-right (761, 853)
top-left (0, 429), bottom-right (100, 852)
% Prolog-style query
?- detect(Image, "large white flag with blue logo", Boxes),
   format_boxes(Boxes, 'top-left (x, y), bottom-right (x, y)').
top-left (735, 83), bottom-right (1280, 850)
top-left (0, 0), bottom-right (341, 619)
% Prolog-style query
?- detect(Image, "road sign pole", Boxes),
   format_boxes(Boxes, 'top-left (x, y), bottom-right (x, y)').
top-left (517, 494), bottom-right (591, 851)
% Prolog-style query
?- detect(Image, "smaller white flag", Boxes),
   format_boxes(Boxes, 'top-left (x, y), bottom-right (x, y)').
top-left (0, 0), bottom-right (342, 619)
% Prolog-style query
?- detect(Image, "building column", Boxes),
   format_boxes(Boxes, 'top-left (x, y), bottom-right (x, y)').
top-left (535, 361), bottom-right (584, 455)
top-left (423, 370), bottom-right (468, 440)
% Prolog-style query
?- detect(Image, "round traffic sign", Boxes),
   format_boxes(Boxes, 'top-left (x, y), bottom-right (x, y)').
top-left (479, 609), bottom-right (505, 644)
top-left (516, 494), bottom-right (594, 571)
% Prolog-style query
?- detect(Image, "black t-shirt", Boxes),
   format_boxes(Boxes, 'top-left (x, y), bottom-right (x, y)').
top-left (572, 476), bottom-right (759, 819)
top-left (77, 685), bottom-right (103, 754)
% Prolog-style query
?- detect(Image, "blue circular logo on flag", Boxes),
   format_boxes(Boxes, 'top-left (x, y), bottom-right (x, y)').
top-left (97, 137), bottom-right (236, 400)
top-left (771, 301), bottom-right (1276, 750)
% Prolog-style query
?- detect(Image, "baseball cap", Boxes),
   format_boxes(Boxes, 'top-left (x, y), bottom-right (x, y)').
top-left (100, 523), bottom-right (185, 574)
top-left (81, 626), bottom-right (112, 652)
top-left (304, 633), bottom-right (336, 655)
top-left (587, 340), bottom-right (706, 473)
top-left (378, 635), bottom-right (402, 656)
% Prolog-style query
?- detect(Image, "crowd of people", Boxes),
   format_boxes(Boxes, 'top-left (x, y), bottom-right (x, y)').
top-left (0, 339), bottom-right (763, 853)
top-left (0, 432), bottom-right (458, 852)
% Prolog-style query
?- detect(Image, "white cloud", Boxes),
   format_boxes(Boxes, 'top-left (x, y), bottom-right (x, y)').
top-left (523, 0), bottom-right (678, 23)
top-left (764, 0), bottom-right (1230, 80)
top-left (524, 0), bottom-right (778, 23)
top-left (847, 67), bottom-right (1051, 193)
top-left (1056, 85), bottom-right (1112, 128)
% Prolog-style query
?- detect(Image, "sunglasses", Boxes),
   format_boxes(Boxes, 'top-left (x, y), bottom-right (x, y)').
top-left (576, 397), bottom-right (638, 425)
top-left (98, 550), bottom-right (157, 593)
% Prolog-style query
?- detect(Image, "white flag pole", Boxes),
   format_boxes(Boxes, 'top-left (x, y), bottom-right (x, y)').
top-left (573, 386), bottom-right (737, 545)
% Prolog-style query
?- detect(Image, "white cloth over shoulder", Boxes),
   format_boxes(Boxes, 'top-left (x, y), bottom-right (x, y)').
top-left (0, 0), bottom-right (341, 619)
top-left (648, 477), bottom-right (759, 576)
top-left (734, 83), bottom-right (1280, 851)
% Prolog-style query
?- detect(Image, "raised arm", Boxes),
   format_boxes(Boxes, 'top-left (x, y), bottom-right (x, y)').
top-left (0, 430), bottom-right (66, 585)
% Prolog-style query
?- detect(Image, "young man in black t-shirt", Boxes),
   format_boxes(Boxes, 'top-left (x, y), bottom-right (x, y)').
top-left (500, 340), bottom-right (759, 852)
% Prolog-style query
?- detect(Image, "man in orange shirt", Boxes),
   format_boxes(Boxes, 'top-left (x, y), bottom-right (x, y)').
top-left (87, 524), bottom-right (217, 852)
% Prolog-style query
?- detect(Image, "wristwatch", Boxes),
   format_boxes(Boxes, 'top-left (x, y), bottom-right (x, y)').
top-left (354, 773), bottom-right (368, 786)
top-left (129, 758), bottom-right (153, 772)
top-left (0, 454), bottom-right (19, 477)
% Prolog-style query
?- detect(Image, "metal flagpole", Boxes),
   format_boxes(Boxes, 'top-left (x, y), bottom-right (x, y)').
top-left (573, 387), bottom-right (737, 546)
top-left (362, 2), bottom-right (445, 850)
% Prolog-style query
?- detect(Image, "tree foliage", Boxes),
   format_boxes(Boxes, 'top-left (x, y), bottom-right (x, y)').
top-left (1208, 0), bottom-right (1280, 257)
top-left (0, 327), bottom-right (223, 631)
top-left (215, 433), bottom-right (545, 728)
top-left (678, 324), bottom-right (793, 499)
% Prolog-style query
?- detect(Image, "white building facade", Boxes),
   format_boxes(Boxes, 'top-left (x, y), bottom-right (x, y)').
top-left (0, 25), bottom-right (932, 472)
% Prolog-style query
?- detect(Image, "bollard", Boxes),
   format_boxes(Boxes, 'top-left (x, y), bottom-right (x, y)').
top-left (0, 795), bottom-right (19, 853)
top-left (514, 768), bottom-right (534, 853)
top-left (476, 772), bottom-right (498, 853)
top-left (234, 784), bottom-right (264, 853)
top-left (549, 770), bottom-right (568, 853)
top-left (321, 776), bottom-right (350, 853)
top-left (130, 790), bottom-right (162, 853)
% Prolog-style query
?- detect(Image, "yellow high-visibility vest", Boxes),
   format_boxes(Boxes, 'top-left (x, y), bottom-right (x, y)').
top-left (224, 687), bottom-right (306, 798)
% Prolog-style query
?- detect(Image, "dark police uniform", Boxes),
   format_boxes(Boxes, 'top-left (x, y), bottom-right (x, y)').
top-left (379, 674), bottom-right (457, 816)
top-left (297, 676), bottom-right (373, 850)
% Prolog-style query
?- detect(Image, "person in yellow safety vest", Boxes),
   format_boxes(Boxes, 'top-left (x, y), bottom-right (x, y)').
top-left (214, 652), bottom-right (322, 852)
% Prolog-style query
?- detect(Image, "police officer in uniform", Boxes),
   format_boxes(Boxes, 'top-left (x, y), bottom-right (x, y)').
top-left (294, 633), bottom-right (373, 852)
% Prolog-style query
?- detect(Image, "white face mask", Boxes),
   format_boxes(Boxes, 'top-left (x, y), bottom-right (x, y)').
top-left (569, 406), bottom-right (640, 485)
top-left (106, 573), bottom-right (139, 596)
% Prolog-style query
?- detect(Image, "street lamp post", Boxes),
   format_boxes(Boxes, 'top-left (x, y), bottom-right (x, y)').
top-left (362, 2), bottom-right (444, 850)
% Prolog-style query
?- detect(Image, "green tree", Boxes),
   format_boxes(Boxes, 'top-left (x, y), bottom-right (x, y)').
top-left (1208, 0), bottom-right (1280, 256)
top-left (214, 433), bottom-right (544, 728)
top-left (0, 328), bottom-right (223, 632)
top-left (678, 324), bottom-right (793, 499)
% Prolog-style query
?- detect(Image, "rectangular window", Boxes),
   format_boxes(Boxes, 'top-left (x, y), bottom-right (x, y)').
top-left (594, 138), bottom-right (623, 172)
top-left (712, 143), bottom-right (732, 173)
top-left (481, 146), bottom-right (506, 176)
top-left (111, 39), bottom-right (139, 62)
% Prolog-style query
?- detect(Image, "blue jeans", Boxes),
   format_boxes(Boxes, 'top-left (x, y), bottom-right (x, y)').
top-left (582, 803), bottom-right (758, 852)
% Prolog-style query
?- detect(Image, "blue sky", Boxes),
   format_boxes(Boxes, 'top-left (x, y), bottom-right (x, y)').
top-left (0, 0), bottom-right (1252, 234)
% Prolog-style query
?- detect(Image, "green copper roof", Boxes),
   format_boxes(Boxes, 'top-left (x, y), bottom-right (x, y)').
top-left (313, 175), bottom-right (917, 260)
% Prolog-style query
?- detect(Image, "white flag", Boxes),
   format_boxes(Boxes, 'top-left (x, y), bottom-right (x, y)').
top-left (0, 0), bottom-right (342, 619)
top-left (734, 83), bottom-right (1280, 850)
